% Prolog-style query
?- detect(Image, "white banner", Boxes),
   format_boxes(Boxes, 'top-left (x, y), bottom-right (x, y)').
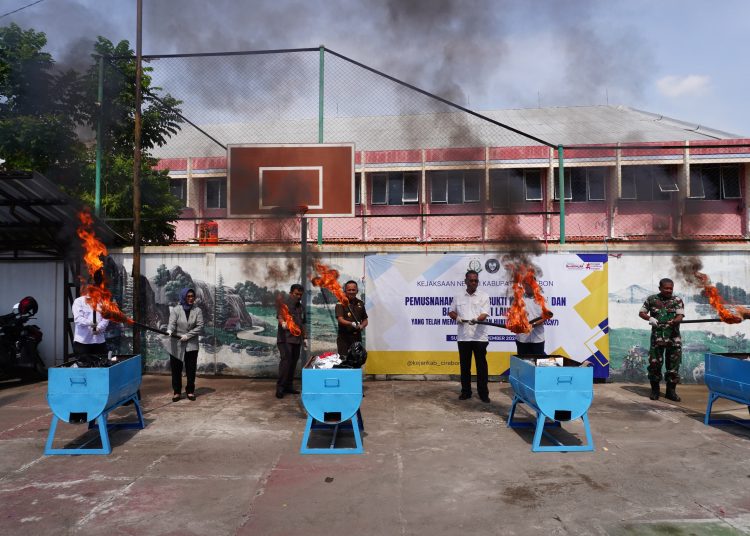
top-left (365, 253), bottom-right (609, 377)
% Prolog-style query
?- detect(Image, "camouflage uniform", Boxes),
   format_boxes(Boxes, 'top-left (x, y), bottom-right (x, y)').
top-left (640, 293), bottom-right (685, 383)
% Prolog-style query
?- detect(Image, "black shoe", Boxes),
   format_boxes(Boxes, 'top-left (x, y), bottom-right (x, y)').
top-left (458, 393), bottom-right (471, 400)
top-left (172, 393), bottom-right (181, 402)
top-left (649, 381), bottom-right (660, 401)
top-left (665, 383), bottom-right (681, 402)
top-left (479, 395), bottom-right (491, 403)
top-left (283, 388), bottom-right (300, 394)
top-left (186, 393), bottom-right (196, 401)
top-left (275, 390), bottom-right (284, 399)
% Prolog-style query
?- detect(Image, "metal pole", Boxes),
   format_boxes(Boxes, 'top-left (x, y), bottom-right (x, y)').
top-left (132, 0), bottom-right (143, 355)
top-left (317, 45), bottom-right (324, 246)
top-left (301, 216), bottom-right (309, 361)
top-left (558, 144), bottom-right (565, 244)
top-left (95, 55), bottom-right (104, 217)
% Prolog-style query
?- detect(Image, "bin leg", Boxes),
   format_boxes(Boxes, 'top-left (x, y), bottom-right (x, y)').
top-left (704, 391), bottom-right (719, 425)
top-left (350, 413), bottom-right (364, 454)
top-left (507, 395), bottom-right (520, 427)
top-left (300, 415), bottom-right (315, 454)
top-left (96, 413), bottom-right (113, 455)
top-left (531, 410), bottom-right (546, 452)
top-left (44, 415), bottom-right (60, 455)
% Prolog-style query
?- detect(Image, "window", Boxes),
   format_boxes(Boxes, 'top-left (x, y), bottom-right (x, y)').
top-left (429, 170), bottom-right (482, 204)
top-left (205, 177), bottom-right (227, 209)
top-left (169, 178), bottom-right (187, 206)
top-left (620, 166), bottom-right (673, 201)
top-left (370, 171), bottom-right (419, 205)
top-left (689, 164), bottom-right (742, 200)
top-left (490, 169), bottom-right (539, 208)
top-left (554, 167), bottom-right (608, 201)
top-left (354, 173), bottom-right (361, 205)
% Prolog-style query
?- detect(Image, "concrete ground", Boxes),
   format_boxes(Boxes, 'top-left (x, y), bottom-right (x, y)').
top-left (1, 375), bottom-right (750, 536)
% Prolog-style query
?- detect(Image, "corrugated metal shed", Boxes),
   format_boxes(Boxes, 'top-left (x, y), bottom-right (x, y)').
top-left (0, 171), bottom-right (120, 259)
top-left (152, 105), bottom-right (745, 159)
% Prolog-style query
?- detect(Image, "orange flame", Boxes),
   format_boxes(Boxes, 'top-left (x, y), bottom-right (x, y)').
top-left (276, 294), bottom-right (302, 337)
top-left (692, 271), bottom-right (742, 324)
top-left (504, 263), bottom-right (552, 334)
top-left (311, 262), bottom-right (349, 306)
top-left (76, 211), bottom-right (132, 324)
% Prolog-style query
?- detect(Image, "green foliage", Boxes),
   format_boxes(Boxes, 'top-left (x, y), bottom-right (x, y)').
top-left (0, 23), bottom-right (86, 178)
top-left (152, 264), bottom-right (171, 287)
top-left (234, 280), bottom-right (276, 306)
top-left (215, 273), bottom-right (228, 328)
top-left (0, 24), bottom-right (185, 244)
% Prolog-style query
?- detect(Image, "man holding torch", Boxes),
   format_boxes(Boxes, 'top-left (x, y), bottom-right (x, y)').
top-left (638, 278), bottom-right (685, 402)
top-left (72, 269), bottom-right (110, 360)
top-left (447, 270), bottom-right (491, 403)
top-left (335, 280), bottom-right (368, 357)
top-left (276, 284), bottom-right (305, 399)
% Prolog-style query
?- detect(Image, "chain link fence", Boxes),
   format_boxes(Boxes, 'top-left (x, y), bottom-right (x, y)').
top-left (97, 48), bottom-right (749, 245)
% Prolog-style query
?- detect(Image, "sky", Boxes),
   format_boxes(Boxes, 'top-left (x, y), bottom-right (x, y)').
top-left (2, 0), bottom-right (748, 136)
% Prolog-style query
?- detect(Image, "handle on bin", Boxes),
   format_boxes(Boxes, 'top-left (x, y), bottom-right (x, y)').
top-left (69, 377), bottom-right (87, 386)
top-left (324, 378), bottom-right (340, 388)
top-left (557, 376), bottom-right (573, 384)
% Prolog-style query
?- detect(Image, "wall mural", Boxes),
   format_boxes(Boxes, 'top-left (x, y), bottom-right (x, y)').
top-left (101, 250), bottom-right (749, 384)
top-left (608, 251), bottom-right (750, 384)
top-left (107, 252), bottom-right (365, 377)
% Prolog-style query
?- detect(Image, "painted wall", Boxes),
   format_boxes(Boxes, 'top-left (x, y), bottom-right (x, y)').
top-left (5, 249), bottom-right (747, 384)
top-left (0, 261), bottom-right (65, 369)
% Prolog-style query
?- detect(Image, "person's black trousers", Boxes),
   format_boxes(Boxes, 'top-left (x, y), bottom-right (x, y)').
top-left (457, 341), bottom-right (489, 397)
top-left (170, 350), bottom-right (198, 395)
top-left (515, 341), bottom-right (546, 355)
top-left (277, 342), bottom-right (301, 391)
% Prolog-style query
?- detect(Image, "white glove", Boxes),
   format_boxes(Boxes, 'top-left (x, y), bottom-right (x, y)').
top-left (180, 334), bottom-right (189, 342)
top-left (648, 317), bottom-right (658, 326)
top-left (166, 330), bottom-right (173, 337)
top-left (351, 321), bottom-right (359, 330)
top-left (281, 321), bottom-right (288, 330)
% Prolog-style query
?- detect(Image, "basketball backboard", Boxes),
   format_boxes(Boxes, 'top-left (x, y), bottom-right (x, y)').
top-left (227, 144), bottom-right (355, 217)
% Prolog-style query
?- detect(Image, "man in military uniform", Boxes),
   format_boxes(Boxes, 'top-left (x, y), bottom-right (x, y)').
top-left (638, 278), bottom-right (685, 401)
top-left (336, 280), bottom-right (368, 357)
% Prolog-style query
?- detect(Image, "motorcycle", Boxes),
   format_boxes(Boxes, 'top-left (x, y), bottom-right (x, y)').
top-left (0, 296), bottom-right (46, 380)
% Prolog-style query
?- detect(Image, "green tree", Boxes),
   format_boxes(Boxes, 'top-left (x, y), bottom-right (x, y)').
top-left (215, 273), bottom-right (228, 329)
top-left (0, 23), bottom-right (86, 179)
top-left (0, 24), bottom-right (185, 244)
top-left (152, 263), bottom-right (171, 287)
top-left (75, 37), bottom-right (184, 244)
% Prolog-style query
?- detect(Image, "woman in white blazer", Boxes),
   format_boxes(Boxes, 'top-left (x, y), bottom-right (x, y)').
top-left (167, 288), bottom-right (204, 401)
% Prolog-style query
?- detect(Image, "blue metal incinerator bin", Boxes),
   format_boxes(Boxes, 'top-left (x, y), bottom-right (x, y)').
top-left (45, 354), bottom-right (145, 455)
top-left (507, 355), bottom-right (594, 452)
top-left (703, 352), bottom-right (750, 428)
top-left (300, 367), bottom-right (364, 454)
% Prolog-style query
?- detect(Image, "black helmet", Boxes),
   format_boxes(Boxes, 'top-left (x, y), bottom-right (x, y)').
top-left (17, 296), bottom-right (38, 316)
top-left (344, 342), bottom-right (367, 369)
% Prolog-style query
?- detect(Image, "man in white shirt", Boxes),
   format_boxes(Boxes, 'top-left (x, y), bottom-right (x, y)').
top-left (72, 276), bottom-right (110, 358)
top-left (447, 270), bottom-right (491, 403)
top-left (515, 282), bottom-right (546, 355)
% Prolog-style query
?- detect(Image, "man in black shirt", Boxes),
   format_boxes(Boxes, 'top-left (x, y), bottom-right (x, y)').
top-left (335, 280), bottom-right (368, 357)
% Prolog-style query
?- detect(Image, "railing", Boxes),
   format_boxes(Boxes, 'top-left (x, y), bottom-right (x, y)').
top-left (153, 208), bottom-right (746, 245)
